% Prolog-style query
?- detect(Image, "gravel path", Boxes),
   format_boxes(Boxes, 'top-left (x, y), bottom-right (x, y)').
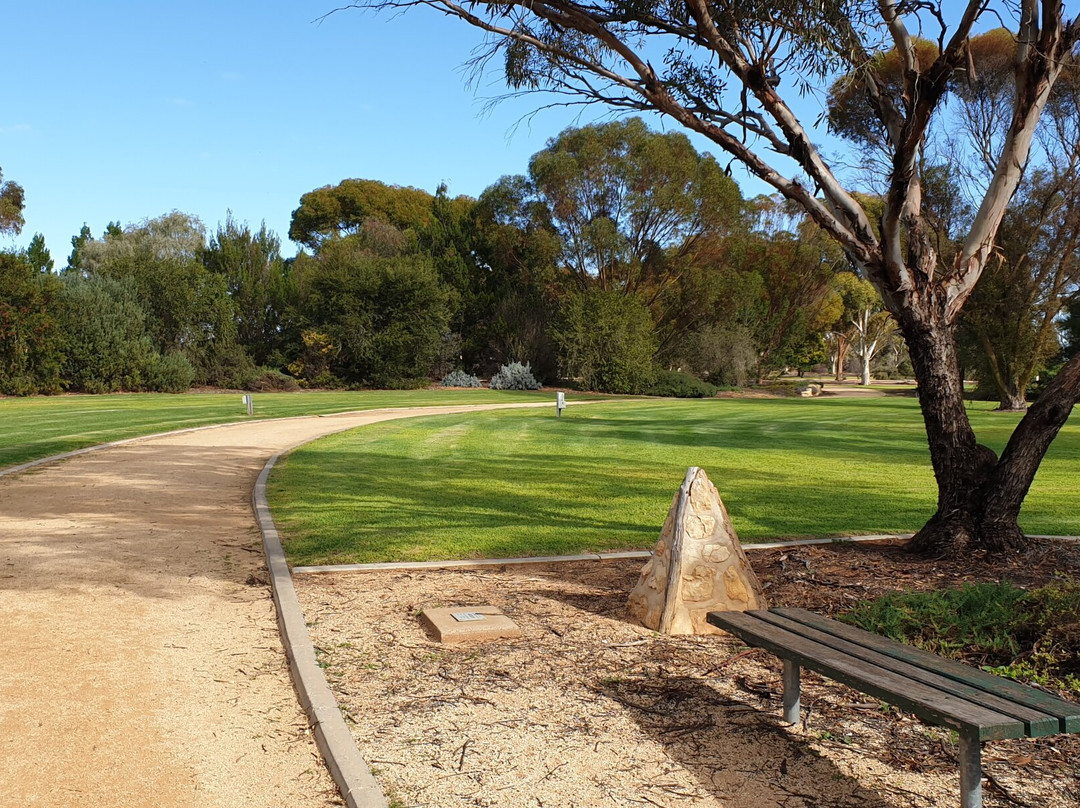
top-left (0, 404), bottom-right (543, 808)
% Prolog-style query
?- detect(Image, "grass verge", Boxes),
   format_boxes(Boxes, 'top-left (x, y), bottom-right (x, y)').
top-left (269, 397), bottom-right (1079, 565)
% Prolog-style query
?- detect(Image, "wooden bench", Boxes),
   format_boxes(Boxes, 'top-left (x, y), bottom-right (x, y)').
top-left (707, 607), bottom-right (1080, 808)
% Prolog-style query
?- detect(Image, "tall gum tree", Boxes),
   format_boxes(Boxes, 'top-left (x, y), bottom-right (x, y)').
top-left (342, 0), bottom-right (1080, 555)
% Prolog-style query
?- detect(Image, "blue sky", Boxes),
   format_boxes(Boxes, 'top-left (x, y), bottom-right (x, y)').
top-left (3, 1), bottom-right (801, 261)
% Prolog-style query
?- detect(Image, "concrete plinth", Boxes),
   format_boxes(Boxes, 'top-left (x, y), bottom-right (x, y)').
top-left (419, 606), bottom-right (521, 644)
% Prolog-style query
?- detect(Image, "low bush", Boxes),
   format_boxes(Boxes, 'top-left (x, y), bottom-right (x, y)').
top-left (646, 370), bottom-right (718, 398)
top-left (489, 361), bottom-right (541, 390)
top-left (144, 353), bottom-right (196, 393)
top-left (245, 368), bottom-right (300, 392)
top-left (440, 369), bottom-right (482, 388)
top-left (842, 580), bottom-right (1080, 694)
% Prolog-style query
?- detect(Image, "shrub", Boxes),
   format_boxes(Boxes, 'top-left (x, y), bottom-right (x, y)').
top-left (646, 370), bottom-right (718, 398)
top-left (144, 352), bottom-right (196, 393)
top-left (441, 369), bottom-right (482, 388)
top-left (197, 343), bottom-right (259, 389)
top-left (245, 368), bottom-right (300, 392)
top-left (291, 246), bottom-right (451, 388)
top-left (680, 324), bottom-right (757, 388)
top-left (489, 361), bottom-right (541, 390)
top-left (553, 288), bottom-right (657, 393)
top-left (842, 580), bottom-right (1080, 694)
top-left (59, 274), bottom-right (159, 393)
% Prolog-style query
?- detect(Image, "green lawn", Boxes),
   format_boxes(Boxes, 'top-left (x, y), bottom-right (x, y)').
top-left (0, 389), bottom-right (558, 470)
top-left (269, 397), bottom-right (1080, 565)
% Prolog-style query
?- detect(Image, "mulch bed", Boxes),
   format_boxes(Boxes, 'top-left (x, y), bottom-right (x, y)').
top-left (296, 539), bottom-right (1080, 808)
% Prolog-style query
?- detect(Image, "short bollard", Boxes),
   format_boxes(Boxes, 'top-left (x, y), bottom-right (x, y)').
top-left (556, 391), bottom-right (566, 417)
top-left (242, 394), bottom-right (254, 416)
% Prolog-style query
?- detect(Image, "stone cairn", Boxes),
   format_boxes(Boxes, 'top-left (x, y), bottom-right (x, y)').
top-left (627, 467), bottom-right (767, 635)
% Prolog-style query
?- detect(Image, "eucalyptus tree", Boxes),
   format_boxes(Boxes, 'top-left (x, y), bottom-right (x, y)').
top-left (289, 178), bottom-right (435, 251)
top-left (75, 212), bottom-right (237, 383)
top-left (828, 272), bottom-right (894, 386)
top-left (953, 59), bottom-right (1080, 411)
top-left (0, 166), bottom-right (24, 236)
top-left (959, 167), bottom-right (1080, 410)
top-left (488, 117), bottom-right (746, 369)
top-left (341, 0), bottom-right (1080, 555)
top-left (522, 117), bottom-right (743, 296)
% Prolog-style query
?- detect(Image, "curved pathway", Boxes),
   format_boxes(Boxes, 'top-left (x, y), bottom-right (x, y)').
top-left (0, 404), bottom-right (544, 808)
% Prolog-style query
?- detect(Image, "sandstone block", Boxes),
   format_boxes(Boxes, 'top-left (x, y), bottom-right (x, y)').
top-left (627, 467), bottom-right (767, 634)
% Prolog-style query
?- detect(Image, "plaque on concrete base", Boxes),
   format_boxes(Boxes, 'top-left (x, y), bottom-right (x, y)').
top-left (419, 606), bottom-right (521, 644)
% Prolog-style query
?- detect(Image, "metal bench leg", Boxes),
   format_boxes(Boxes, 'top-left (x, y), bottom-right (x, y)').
top-left (782, 659), bottom-right (800, 724)
top-left (958, 731), bottom-right (983, 808)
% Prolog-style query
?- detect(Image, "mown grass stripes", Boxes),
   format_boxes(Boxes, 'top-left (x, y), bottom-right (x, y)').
top-left (269, 397), bottom-right (1079, 565)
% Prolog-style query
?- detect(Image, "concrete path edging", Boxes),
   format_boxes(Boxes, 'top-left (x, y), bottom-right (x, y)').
top-left (290, 535), bottom-right (917, 574)
top-left (254, 449), bottom-right (390, 808)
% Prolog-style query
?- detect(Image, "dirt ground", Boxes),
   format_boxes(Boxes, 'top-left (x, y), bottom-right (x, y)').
top-left (296, 540), bottom-right (1080, 808)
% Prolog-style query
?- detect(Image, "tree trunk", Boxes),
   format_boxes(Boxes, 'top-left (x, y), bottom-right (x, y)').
top-left (996, 387), bottom-right (1028, 412)
top-left (978, 353), bottom-right (1080, 551)
top-left (980, 335), bottom-right (1029, 411)
top-left (860, 355), bottom-right (871, 386)
top-left (903, 311), bottom-right (1080, 556)
top-left (900, 307), bottom-right (1001, 555)
top-left (835, 341), bottom-right (849, 382)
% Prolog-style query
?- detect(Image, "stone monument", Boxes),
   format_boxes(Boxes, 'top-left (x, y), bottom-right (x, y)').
top-left (627, 467), bottom-right (767, 634)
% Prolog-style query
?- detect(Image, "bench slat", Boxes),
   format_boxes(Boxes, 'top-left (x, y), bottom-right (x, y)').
top-left (707, 610), bottom-right (1026, 740)
top-left (753, 610), bottom-right (1060, 736)
top-left (773, 607), bottom-right (1080, 734)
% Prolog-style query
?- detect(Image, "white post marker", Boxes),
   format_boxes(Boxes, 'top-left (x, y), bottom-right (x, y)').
top-left (242, 394), bottom-right (254, 416)
top-left (556, 391), bottom-right (566, 417)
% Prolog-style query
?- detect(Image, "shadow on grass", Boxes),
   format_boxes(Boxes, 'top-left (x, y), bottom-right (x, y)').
top-left (274, 443), bottom-right (936, 565)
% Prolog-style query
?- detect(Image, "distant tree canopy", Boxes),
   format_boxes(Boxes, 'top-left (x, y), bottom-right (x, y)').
top-left (0, 166), bottom-right (25, 236)
top-left (523, 117), bottom-right (744, 293)
top-left (288, 178), bottom-right (437, 251)
top-left (203, 215), bottom-right (293, 368)
top-left (75, 212), bottom-right (235, 365)
top-left (0, 251), bottom-right (64, 395)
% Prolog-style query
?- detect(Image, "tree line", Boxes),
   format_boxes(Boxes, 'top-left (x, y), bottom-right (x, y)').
top-left (4, 107), bottom-right (1078, 408)
top-left (0, 118), bottom-right (908, 398)
top-left (2, 112), bottom-right (1077, 405)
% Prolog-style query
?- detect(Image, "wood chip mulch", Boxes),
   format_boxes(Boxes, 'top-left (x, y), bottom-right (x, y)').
top-left (295, 539), bottom-right (1080, 808)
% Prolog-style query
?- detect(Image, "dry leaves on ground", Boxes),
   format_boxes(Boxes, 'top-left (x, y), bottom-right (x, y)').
top-left (295, 540), bottom-right (1080, 808)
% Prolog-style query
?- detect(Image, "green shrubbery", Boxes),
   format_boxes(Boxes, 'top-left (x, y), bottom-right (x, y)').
top-left (143, 353), bottom-right (197, 393)
top-left (553, 289), bottom-right (657, 393)
top-left (843, 580), bottom-right (1080, 693)
top-left (645, 370), bottom-right (718, 398)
